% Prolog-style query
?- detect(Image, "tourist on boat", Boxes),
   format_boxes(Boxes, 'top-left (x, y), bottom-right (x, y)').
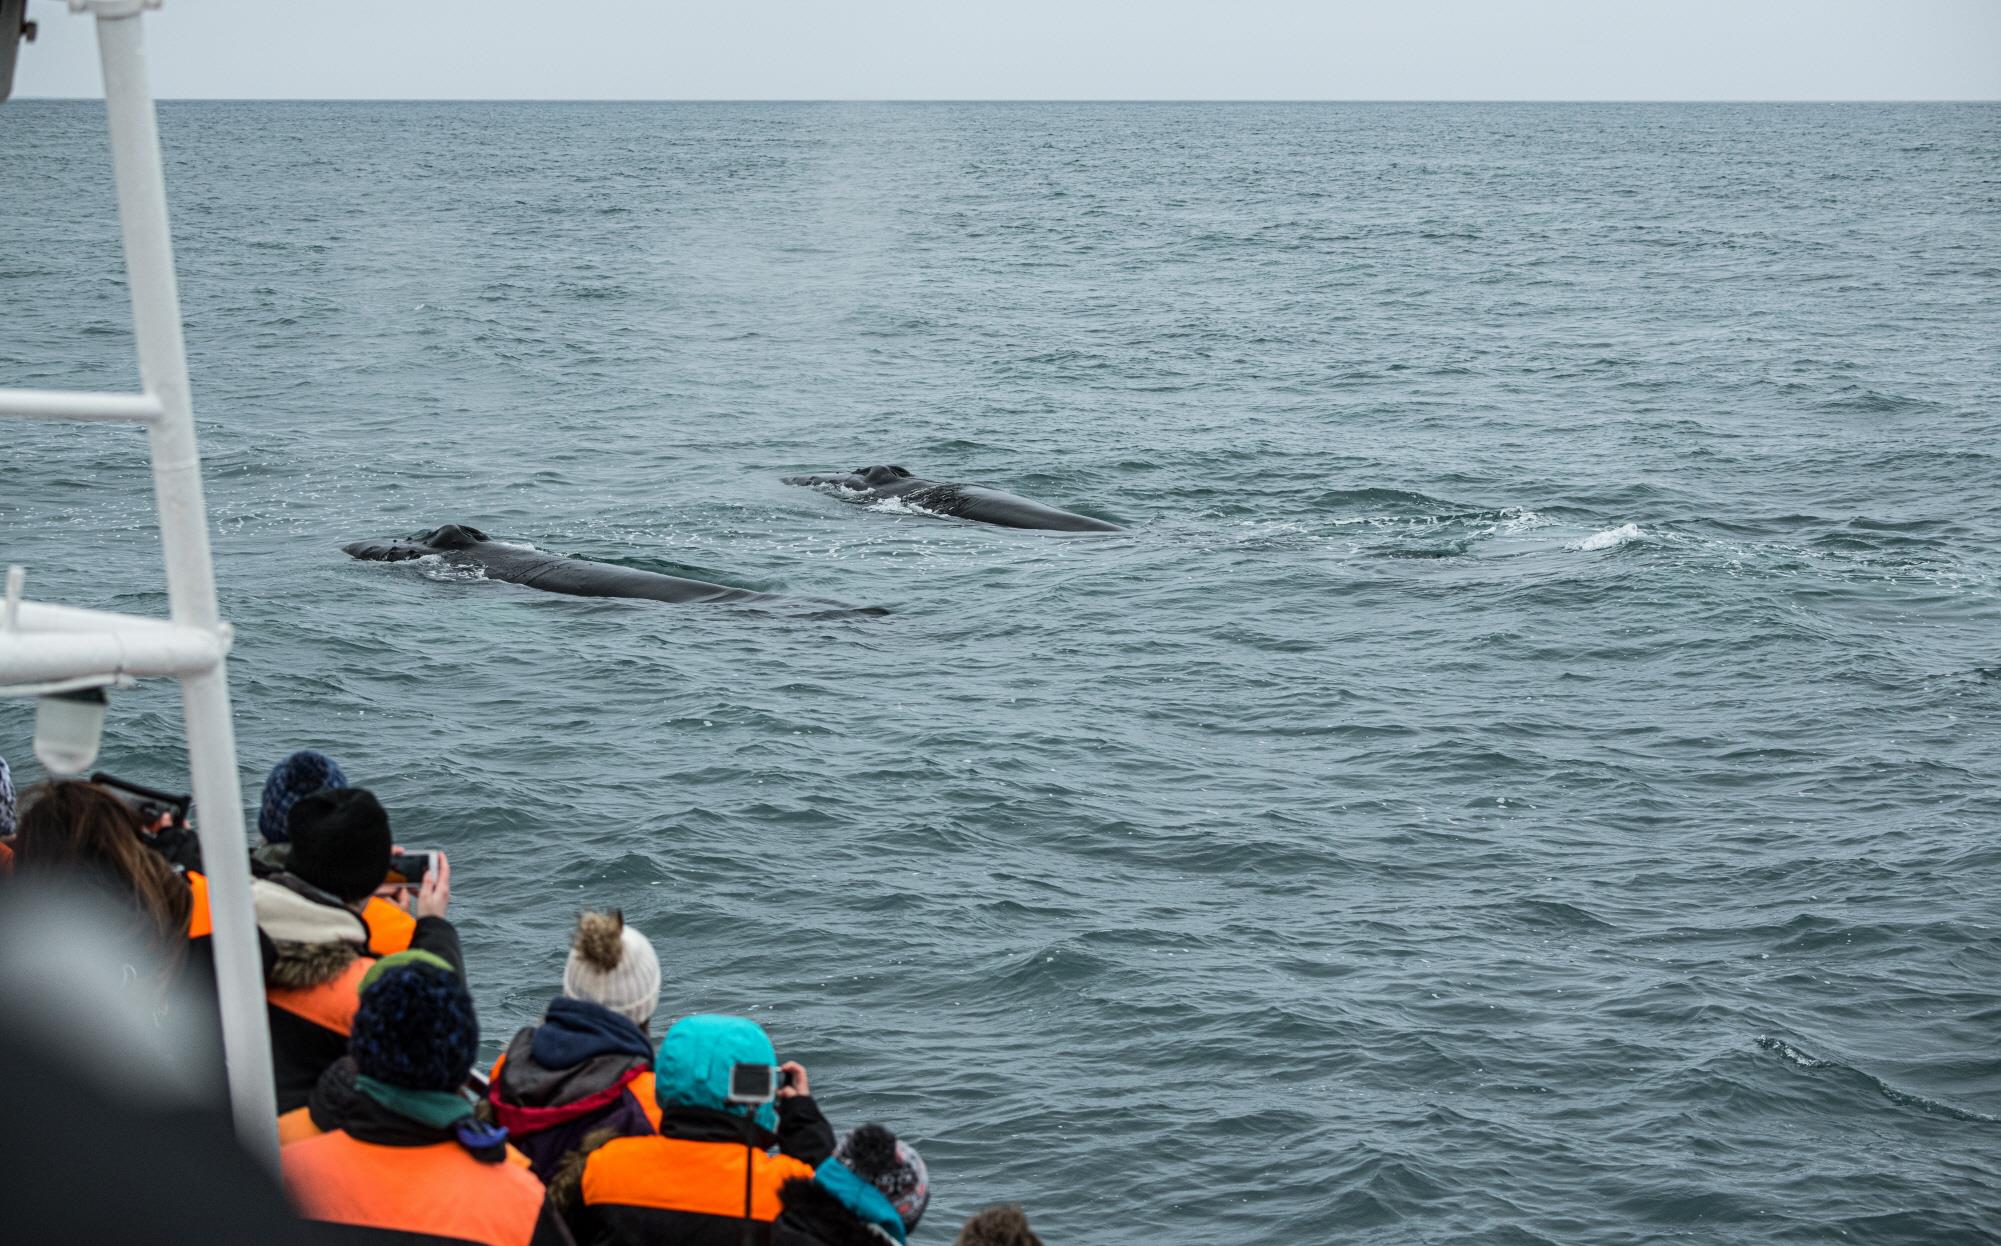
top-left (772, 1124), bottom-right (927, 1245)
top-left (952, 1205), bottom-right (1044, 1246)
top-left (486, 909), bottom-right (665, 1179)
top-left (248, 750), bottom-right (417, 957)
top-left (773, 1168), bottom-right (908, 1246)
top-left (282, 951), bottom-right (568, 1245)
top-left (253, 748), bottom-right (348, 868)
top-left (834, 1124), bottom-right (929, 1235)
top-left (256, 787), bottom-right (461, 1112)
top-left (8, 779), bottom-right (193, 966)
top-left (549, 1014), bottom-right (850, 1245)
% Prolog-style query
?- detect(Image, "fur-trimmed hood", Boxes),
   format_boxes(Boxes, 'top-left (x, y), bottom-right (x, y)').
top-left (253, 875), bottom-right (367, 989)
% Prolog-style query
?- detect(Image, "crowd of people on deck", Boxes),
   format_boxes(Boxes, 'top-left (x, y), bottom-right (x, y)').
top-left (0, 750), bottom-right (1049, 1246)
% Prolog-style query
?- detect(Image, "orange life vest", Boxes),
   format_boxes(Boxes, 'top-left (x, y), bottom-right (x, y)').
top-left (582, 1133), bottom-right (813, 1222)
top-left (361, 896), bottom-right (417, 956)
top-left (283, 1130), bottom-right (545, 1246)
top-left (267, 955), bottom-right (374, 1036)
top-left (278, 1105), bottom-right (536, 1170)
top-left (185, 870), bottom-right (212, 939)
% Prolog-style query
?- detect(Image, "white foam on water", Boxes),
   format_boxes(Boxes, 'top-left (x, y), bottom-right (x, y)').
top-left (413, 554), bottom-right (489, 583)
top-left (869, 495), bottom-right (954, 521)
top-left (1495, 508), bottom-right (1552, 536)
top-left (1568, 523), bottom-right (1644, 552)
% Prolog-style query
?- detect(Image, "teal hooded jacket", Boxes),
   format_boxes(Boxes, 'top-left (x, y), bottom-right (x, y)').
top-left (654, 1014), bottom-right (784, 1134)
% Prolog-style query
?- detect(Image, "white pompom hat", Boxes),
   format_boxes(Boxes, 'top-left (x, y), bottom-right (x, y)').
top-left (562, 910), bottom-right (662, 1029)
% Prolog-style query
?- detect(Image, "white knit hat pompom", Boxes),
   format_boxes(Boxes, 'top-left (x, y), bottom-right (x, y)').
top-left (562, 909), bottom-right (662, 1029)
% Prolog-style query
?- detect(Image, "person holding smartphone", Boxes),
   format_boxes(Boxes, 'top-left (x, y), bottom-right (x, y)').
top-left (550, 1014), bottom-right (840, 1246)
top-left (252, 788), bottom-right (461, 1113)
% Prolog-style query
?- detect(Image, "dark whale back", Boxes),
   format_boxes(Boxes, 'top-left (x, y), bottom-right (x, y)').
top-left (343, 524), bottom-right (885, 616)
top-left (784, 465), bottom-right (1124, 533)
top-left (855, 465), bottom-right (913, 487)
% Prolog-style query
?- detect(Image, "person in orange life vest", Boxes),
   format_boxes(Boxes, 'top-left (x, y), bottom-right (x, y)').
top-left (488, 910), bottom-right (664, 1180)
top-left (283, 951), bottom-right (571, 1246)
top-left (256, 787), bottom-right (460, 1112)
top-left (550, 1014), bottom-right (836, 1246)
top-left (250, 750), bottom-right (416, 957)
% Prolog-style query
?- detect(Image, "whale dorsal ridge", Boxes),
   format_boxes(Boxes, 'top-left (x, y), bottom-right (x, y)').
top-left (423, 524), bottom-right (487, 549)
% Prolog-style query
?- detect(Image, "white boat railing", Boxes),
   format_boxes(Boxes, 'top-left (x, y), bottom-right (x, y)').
top-left (0, 0), bottom-right (278, 1166)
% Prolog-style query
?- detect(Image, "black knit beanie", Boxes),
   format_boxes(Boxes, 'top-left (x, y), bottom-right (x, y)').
top-left (286, 787), bottom-right (391, 903)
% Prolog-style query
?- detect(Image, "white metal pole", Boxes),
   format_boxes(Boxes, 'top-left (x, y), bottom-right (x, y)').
top-left (94, 6), bottom-right (279, 1167)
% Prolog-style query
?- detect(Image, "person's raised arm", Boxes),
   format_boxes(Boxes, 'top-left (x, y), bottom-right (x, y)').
top-left (774, 1060), bottom-right (834, 1165)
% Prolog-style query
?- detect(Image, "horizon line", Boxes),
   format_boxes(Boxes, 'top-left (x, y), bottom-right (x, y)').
top-left (13, 95), bottom-right (2001, 105)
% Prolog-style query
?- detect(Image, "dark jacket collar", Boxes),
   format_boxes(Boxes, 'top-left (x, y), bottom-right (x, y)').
top-left (530, 996), bottom-right (653, 1068)
top-left (658, 1104), bottom-right (779, 1149)
top-left (307, 1058), bottom-right (450, 1148)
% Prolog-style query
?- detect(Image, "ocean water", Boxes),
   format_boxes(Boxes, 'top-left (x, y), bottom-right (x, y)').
top-left (4, 101), bottom-right (2000, 1242)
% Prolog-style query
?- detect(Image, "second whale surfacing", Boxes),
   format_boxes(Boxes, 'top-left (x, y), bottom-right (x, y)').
top-left (783, 465), bottom-right (1125, 532)
top-left (342, 525), bottom-right (886, 618)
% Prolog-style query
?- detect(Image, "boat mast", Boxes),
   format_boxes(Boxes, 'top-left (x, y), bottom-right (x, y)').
top-left (0, 0), bottom-right (278, 1167)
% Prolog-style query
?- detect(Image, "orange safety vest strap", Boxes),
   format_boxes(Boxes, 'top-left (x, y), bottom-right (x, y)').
top-left (362, 896), bottom-right (418, 956)
top-left (267, 956), bottom-right (374, 1036)
top-left (185, 870), bottom-right (213, 940)
top-left (631, 1072), bottom-right (662, 1132)
top-left (284, 1133), bottom-right (545, 1246)
top-left (583, 1135), bottom-right (813, 1222)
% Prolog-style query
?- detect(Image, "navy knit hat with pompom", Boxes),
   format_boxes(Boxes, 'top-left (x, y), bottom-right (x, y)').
top-left (258, 749), bottom-right (347, 844)
top-left (349, 953), bottom-right (478, 1092)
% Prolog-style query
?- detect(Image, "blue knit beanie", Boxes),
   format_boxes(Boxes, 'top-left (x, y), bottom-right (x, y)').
top-left (349, 957), bottom-right (478, 1092)
top-left (258, 750), bottom-right (347, 843)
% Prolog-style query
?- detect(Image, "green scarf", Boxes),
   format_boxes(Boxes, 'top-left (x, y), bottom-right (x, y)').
top-left (355, 1075), bottom-right (473, 1130)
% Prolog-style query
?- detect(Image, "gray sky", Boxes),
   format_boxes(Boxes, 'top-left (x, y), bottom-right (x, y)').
top-left (14, 0), bottom-right (2001, 101)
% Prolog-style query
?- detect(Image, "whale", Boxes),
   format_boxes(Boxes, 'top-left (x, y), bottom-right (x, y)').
top-left (783, 465), bottom-right (1125, 533)
top-left (342, 525), bottom-right (886, 617)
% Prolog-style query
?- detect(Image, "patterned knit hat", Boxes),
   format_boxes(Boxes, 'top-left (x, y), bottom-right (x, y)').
top-left (0, 756), bottom-right (16, 837)
top-left (350, 951), bottom-right (477, 1092)
top-left (562, 909), bottom-right (661, 1028)
top-left (836, 1123), bottom-right (930, 1232)
top-left (258, 750), bottom-right (347, 843)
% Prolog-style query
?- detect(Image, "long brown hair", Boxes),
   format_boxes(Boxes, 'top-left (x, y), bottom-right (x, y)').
top-left (13, 780), bottom-right (193, 952)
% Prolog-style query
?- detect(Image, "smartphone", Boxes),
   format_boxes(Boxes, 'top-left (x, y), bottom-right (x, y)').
top-left (727, 1062), bottom-right (780, 1105)
top-left (384, 851), bottom-right (435, 889)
